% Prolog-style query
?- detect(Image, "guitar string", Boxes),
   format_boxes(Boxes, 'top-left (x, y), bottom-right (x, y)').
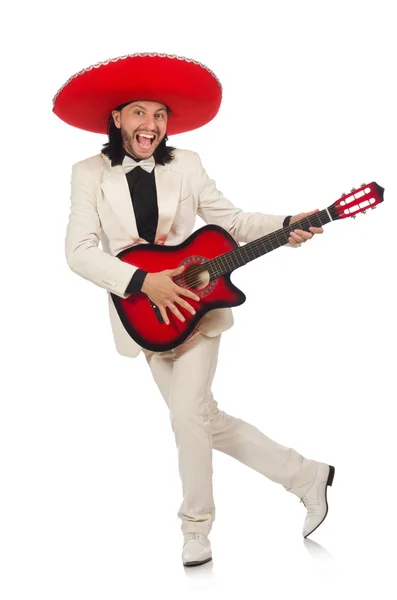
top-left (177, 201), bottom-right (373, 289)
top-left (178, 213), bottom-right (329, 289)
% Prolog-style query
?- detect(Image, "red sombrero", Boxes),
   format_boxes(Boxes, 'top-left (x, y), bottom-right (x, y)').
top-left (52, 52), bottom-right (223, 136)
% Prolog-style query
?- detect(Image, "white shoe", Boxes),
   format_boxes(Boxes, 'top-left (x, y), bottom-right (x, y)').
top-left (300, 462), bottom-right (335, 538)
top-left (182, 532), bottom-right (212, 566)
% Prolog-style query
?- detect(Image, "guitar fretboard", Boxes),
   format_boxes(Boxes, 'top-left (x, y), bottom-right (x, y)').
top-left (206, 208), bottom-right (334, 279)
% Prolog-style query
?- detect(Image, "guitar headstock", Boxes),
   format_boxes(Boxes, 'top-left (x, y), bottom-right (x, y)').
top-left (328, 182), bottom-right (384, 220)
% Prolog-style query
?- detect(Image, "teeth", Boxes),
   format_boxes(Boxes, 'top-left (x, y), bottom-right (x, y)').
top-left (138, 134), bottom-right (155, 139)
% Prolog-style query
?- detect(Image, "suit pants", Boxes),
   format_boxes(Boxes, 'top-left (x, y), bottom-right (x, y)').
top-left (142, 330), bottom-right (317, 535)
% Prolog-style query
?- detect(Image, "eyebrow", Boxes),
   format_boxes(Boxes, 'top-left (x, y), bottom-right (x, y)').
top-left (130, 104), bottom-right (167, 112)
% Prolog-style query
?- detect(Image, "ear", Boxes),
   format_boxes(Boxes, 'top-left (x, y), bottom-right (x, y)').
top-left (111, 110), bottom-right (121, 129)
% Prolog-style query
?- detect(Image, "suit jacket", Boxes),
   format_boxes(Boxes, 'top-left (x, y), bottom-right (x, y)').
top-left (65, 148), bottom-right (293, 358)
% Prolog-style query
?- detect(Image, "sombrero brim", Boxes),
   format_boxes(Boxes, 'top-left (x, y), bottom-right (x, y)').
top-left (52, 52), bottom-right (222, 135)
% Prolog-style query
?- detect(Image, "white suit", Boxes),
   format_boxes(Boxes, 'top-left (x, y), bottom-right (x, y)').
top-left (65, 148), bottom-right (316, 536)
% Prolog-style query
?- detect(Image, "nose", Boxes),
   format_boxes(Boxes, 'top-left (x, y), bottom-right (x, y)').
top-left (142, 114), bottom-right (157, 131)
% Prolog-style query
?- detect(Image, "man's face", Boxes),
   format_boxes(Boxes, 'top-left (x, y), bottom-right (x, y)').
top-left (112, 100), bottom-right (168, 159)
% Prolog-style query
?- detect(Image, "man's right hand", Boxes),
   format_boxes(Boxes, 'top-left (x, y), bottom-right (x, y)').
top-left (141, 265), bottom-right (200, 325)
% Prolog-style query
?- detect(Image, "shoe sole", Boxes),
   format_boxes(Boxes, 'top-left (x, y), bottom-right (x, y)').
top-left (303, 465), bottom-right (335, 539)
top-left (183, 556), bottom-right (212, 567)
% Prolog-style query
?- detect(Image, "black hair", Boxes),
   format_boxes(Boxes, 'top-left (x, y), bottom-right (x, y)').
top-left (100, 100), bottom-right (176, 166)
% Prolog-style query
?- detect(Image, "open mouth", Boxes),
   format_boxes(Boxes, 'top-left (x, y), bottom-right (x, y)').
top-left (136, 133), bottom-right (156, 149)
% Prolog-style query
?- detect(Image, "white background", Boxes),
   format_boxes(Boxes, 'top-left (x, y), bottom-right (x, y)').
top-left (1, 0), bottom-right (396, 598)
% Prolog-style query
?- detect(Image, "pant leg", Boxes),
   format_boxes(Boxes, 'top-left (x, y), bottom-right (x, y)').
top-left (143, 331), bottom-right (220, 535)
top-left (209, 402), bottom-right (317, 497)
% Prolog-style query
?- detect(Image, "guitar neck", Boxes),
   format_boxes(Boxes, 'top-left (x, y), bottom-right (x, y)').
top-left (207, 207), bottom-right (334, 279)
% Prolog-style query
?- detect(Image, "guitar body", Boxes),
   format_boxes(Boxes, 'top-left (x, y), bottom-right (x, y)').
top-left (111, 225), bottom-right (246, 352)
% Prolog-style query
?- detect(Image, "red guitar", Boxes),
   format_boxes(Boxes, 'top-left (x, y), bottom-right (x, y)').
top-left (111, 182), bottom-right (384, 351)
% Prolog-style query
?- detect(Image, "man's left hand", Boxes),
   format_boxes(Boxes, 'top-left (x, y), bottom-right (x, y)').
top-left (288, 209), bottom-right (324, 245)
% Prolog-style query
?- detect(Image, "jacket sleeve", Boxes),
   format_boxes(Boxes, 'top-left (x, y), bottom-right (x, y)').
top-left (65, 163), bottom-right (139, 298)
top-left (194, 153), bottom-right (300, 247)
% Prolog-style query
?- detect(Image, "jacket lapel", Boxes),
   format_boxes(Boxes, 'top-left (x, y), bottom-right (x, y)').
top-left (100, 162), bottom-right (140, 241)
top-left (154, 165), bottom-right (182, 244)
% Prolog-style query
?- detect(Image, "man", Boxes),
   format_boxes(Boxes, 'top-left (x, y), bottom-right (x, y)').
top-left (53, 52), bottom-right (335, 568)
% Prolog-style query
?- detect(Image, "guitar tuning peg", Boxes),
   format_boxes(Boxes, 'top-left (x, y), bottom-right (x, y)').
top-left (361, 183), bottom-right (366, 187)
top-left (362, 210), bottom-right (367, 214)
top-left (371, 206), bottom-right (376, 210)
top-left (351, 215), bottom-right (356, 219)
top-left (350, 187), bottom-right (357, 192)
top-left (341, 193), bottom-right (346, 197)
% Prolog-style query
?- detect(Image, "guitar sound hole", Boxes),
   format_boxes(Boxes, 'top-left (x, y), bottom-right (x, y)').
top-left (184, 264), bottom-right (210, 290)
top-left (174, 255), bottom-right (217, 298)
